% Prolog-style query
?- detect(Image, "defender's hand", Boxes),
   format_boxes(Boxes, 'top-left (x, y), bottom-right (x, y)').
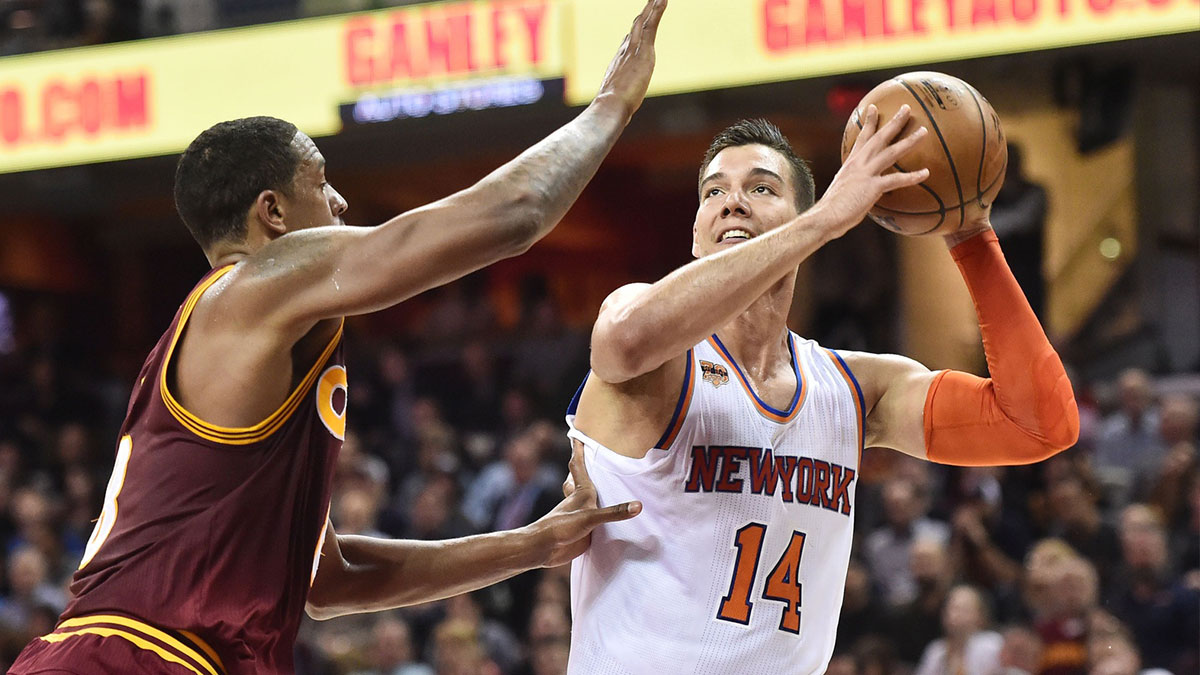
top-left (813, 105), bottom-right (930, 238)
top-left (593, 0), bottom-right (667, 123)
top-left (532, 440), bottom-right (641, 568)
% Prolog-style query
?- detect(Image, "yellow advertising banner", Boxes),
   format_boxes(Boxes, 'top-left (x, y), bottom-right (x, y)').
top-left (563, 0), bottom-right (1200, 104)
top-left (0, 0), bottom-right (561, 174)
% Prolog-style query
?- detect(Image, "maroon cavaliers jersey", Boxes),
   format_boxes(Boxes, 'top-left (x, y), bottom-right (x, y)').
top-left (26, 265), bottom-right (346, 674)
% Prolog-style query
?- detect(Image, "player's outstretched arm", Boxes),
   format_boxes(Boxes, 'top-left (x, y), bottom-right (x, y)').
top-left (590, 105), bottom-right (930, 384)
top-left (305, 441), bottom-right (639, 619)
top-left (841, 220), bottom-right (1079, 465)
top-left (235, 0), bottom-right (667, 343)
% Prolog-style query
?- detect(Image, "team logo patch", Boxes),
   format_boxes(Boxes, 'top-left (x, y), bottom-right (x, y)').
top-left (700, 360), bottom-right (729, 387)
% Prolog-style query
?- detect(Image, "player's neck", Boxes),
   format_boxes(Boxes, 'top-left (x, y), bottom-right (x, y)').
top-left (717, 278), bottom-right (794, 377)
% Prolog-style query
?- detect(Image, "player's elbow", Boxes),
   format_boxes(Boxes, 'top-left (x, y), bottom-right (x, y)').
top-left (304, 598), bottom-right (338, 621)
top-left (1043, 397), bottom-right (1081, 453)
top-left (494, 191), bottom-right (547, 257)
top-left (590, 320), bottom-right (652, 384)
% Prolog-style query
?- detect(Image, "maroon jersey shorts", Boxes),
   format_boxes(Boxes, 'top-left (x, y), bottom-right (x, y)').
top-left (9, 614), bottom-right (226, 675)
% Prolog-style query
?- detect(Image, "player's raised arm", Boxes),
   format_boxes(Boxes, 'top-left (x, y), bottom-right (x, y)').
top-left (234, 0), bottom-right (667, 342)
top-left (305, 441), bottom-right (639, 618)
top-left (590, 105), bottom-right (929, 383)
top-left (839, 219), bottom-right (1079, 465)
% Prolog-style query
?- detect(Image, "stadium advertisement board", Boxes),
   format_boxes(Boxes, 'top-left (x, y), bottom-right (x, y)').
top-left (0, 0), bottom-right (1195, 173)
top-left (564, 0), bottom-right (1200, 103)
top-left (0, 0), bottom-right (560, 174)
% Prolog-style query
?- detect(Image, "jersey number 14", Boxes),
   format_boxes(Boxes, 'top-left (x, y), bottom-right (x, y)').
top-left (717, 523), bottom-right (807, 635)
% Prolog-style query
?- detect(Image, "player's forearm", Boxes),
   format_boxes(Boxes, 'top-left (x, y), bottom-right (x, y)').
top-left (593, 207), bottom-right (843, 381)
top-left (311, 527), bottom-right (546, 617)
top-left (922, 229), bottom-right (1078, 466)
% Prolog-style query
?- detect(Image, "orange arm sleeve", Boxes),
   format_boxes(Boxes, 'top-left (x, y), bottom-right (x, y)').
top-left (923, 230), bottom-right (1079, 466)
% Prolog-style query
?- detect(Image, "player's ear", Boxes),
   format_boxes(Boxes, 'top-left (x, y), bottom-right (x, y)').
top-left (254, 189), bottom-right (288, 236)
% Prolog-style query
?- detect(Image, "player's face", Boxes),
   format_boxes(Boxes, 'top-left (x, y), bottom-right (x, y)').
top-left (285, 132), bottom-right (349, 230)
top-left (692, 144), bottom-right (798, 258)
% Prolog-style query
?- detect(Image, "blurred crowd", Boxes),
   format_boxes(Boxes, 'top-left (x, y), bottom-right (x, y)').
top-left (0, 0), bottom-right (440, 56)
top-left (0, 274), bottom-right (1196, 675)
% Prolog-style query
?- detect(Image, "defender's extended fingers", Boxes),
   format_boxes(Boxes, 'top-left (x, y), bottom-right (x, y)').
top-left (568, 439), bottom-right (594, 492)
top-left (587, 501), bottom-right (643, 526)
top-left (629, 0), bottom-right (654, 42)
top-left (641, 0), bottom-right (667, 43)
top-left (562, 474), bottom-right (577, 498)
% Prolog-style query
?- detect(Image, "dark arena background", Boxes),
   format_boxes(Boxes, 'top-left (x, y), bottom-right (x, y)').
top-left (0, 1), bottom-right (1197, 674)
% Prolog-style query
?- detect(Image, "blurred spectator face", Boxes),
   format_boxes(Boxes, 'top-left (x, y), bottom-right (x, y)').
top-left (999, 625), bottom-right (1043, 674)
top-left (64, 466), bottom-right (95, 504)
top-left (379, 346), bottom-right (410, 386)
top-left (445, 592), bottom-right (482, 624)
top-left (1024, 539), bottom-right (1076, 617)
top-left (506, 435), bottom-right (542, 486)
top-left (529, 601), bottom-right (570, 641)
top-left (535, 572), bottom-right (570, 607)
top-left (12, 487), bottom-right (52, 530)
top-left (1118, 504), bottom-right (1166, 570)
top-left (842, 561), bottom-right (871, 611)
top-left (462, 341), bottom-right (493, 381)
top-left (1056, 557), bottom-right (1098, 616)
top-left (942, 586), bottom-right (986, 640)
top-left (910, 536), bottom-right (947, 586)
top-left (56, 423), bottom-right (91, 467)
top-left (1048, 476), bottom-right (1092, 526)
top-left (433, 619), bottom-right (489, 675)
top-left (502, 389), bottom-right (532, 428)
top-left (371, 617), bottom-right (414, 670)
top-left (1159, 395), bottom-right (1199, 445)
top-left (1116, 369), bottom-right (1152, 420)
top-left (411, 480), bottom-right (454, 537)
top-left (9, 546), bottom-right (48, 595)
top-left (333, 488), bottom-right (379, 535)
top-left (0, 439), bottom-right (22, 480)
top-left (882, 479), bottom-right (921, 529)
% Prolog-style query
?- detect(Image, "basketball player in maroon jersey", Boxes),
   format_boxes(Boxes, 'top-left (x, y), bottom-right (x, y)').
top-left (8, 2), bottom-right (666, 674)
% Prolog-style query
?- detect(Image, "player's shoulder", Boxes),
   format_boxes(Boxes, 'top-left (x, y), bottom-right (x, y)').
top-left (599, 282), bottom-right (652, 309)
top-left (819, 349), bottom-right (928, 410)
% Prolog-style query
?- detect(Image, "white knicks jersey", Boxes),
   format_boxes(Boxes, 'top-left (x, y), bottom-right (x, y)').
top-left (566, 333), bottom-right (864, 675)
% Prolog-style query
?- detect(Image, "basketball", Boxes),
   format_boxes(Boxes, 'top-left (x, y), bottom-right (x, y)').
top-left (840, 72), bottom-right (1008, 236)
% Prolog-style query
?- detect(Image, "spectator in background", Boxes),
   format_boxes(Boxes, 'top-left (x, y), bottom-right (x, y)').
top-left (398, 475), bottom-right (473, 542)
top-left (865, 477), bottom-right (950, 608)
top-left (886, 536), bottom-right (954, 666)
top-left (1105, 504), bottom-right (1199, 675)
top-left (990, 143), bottom-right (1048, 319)
top-left (1086, 628), bottom-right (1172, 675)
top-left (950, 467), bottom-right (1028, 621)
top-left (1044, 474), bottom-right (1121, 585)
top-left (913, 584), bottom-right (1003, 675)
top-left (350, 614), bottom-right (433, 675)
top-left (1093, 369), bottom-right (1165, 505)
top-left (0, 546), bottom-right (67, 634)
top-left (835, 559), bottom-right (889, 656)
top-left (1025, 541), bottom-right (1098, 675)
top-left (510, 277), bottom-right (588, 414)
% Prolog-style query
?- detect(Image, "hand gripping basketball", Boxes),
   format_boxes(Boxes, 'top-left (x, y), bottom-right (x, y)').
top-left (814, 104), bottom-right (930, 238)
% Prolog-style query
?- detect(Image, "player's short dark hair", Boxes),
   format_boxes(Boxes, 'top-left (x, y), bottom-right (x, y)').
top-left (174, 116), bottom-right (302, 250)
top-left (699, 119), bottom-right (815, 212)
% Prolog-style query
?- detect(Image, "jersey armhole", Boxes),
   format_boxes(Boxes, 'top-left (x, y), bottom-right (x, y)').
top-left (652, 349), bottom-right (695, 449)
top-left (825, 349), bottom-right (866, 465)
top-left (159, 267), bottom-right (344, 446)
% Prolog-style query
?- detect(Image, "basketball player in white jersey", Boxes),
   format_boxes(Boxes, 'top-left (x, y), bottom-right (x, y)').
top-left (564, 109), bottom-right (1079, 674)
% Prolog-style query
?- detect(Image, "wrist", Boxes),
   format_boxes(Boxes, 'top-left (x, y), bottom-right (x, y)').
top-left (588, 93), bottom-right (634, 128)
top-left (944, 222), bottom-right (994, 250)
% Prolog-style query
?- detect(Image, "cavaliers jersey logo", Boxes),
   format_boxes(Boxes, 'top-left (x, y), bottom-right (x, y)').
top-left (316, 365), bottom-right (347, 440)
top-left (700, 360), bottom-right (729, 388)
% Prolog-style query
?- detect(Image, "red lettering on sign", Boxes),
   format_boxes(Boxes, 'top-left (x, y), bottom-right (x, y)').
top-left (345, 20), bottom-right (375, 86)
top-left (0, 89), bottom-right (22, 145)
top-left (843, 0), bottom-right (868, 39)
top-left (911, 0), bottom-right (929, 33)
top-left (114, 74), bottom-right (147, 128)
top-left (1087, 0), bottom-right (1114, 12)
top-left (1011, 0), bottom-right (1037, 21)
top-left (880, 0), bottom-right (898, 35)
top-left (491, 8), bottom-right (508, 68)
top-left (516, 3), bottom-right (547, 63)
top-left (971, 0), bottom-right (998, 26)
top-left (945, 0), bottom-right (960, 28)
top-left (78, 80), bottom-right (103, 136)
top-left (763, 0), bottom-right (790, 51)
top-left (42, 82), bottom-right (71, 141)
top-left (425, 8), bottom-right (475, 76)
top-left (390, 22), bottom-right (416, 78)
top-left (805, 0), bottom-right (829, 44)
